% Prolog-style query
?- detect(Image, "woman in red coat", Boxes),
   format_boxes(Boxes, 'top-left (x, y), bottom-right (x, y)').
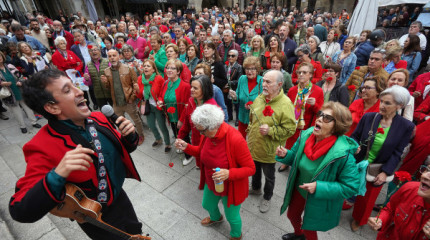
top-left (282, 62), bottom-right (323, 171)
top-left (175, 104), bottom-right (255, 240)
top-left (157, 59), bottom-right (190, 138)
top-left (414, 93), bottom-right (430, 124)
top-left (136, 59), bottom-right (171, 152)
top-left (51, 36), bottom-right (83, 74)
top-left (291, 44), bottom-right (323, 85)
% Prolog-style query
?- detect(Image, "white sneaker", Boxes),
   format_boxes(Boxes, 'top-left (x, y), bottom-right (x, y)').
top-left (259, 199), bottom-right (271, 213)
top-left (182, 156), bottom-right (194, 166)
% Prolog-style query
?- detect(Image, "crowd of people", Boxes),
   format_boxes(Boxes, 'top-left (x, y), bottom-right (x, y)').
top-left (3, 2), bottom-right (430, 240)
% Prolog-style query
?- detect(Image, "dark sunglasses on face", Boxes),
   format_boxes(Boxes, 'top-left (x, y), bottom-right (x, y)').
top-left (316, 111), bottom-right (335, 123)
top-left (228, 55), bottom-right (236, 58)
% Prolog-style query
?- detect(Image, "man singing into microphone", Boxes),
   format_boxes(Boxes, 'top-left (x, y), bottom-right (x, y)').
top-left (8, 69), bottom-right (143, 239)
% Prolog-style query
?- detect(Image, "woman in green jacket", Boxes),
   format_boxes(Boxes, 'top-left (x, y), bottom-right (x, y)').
top-left (229, 56), bottom-right (263, 139)
top-left (275, 101), bottom-right (360, 240)
top-left (148, 34), bottom-right (167, 77)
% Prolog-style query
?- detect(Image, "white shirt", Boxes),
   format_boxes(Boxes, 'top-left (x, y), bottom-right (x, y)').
top-left (399, 33), bottom-right (427, 51)
top-left (79, 44), bottom-right (91, 65)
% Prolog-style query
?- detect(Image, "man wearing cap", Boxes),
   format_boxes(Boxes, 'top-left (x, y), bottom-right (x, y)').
top-left (399, 21), bottom-right (427, 51)
top-left (354, 29), bottom-right (385, 66)
top-left (294, 17), bottom-right (307, 45)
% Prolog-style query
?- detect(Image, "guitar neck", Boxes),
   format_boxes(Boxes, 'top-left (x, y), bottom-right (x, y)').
top-left (80, 213), bottom-right (132, 240)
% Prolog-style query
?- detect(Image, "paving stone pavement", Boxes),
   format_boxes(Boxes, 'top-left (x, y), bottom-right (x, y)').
top-left (0, 108), bottom-right (380, 240)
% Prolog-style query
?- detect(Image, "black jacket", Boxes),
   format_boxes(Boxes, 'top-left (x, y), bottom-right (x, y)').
top-left (316, 80), bottom-right (350, 107)
top-left (225, 62), bottom-right (243, 91)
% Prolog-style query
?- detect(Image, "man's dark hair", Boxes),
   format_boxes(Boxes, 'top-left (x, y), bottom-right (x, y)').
top-left (29, 18), bottom-right (38, 24)
top-left (11, 23), bottom-right (24, 33)
top-left (190, 75), bottom-right (213, 103)
top-left (22, 69), bottom-right (68, 120)
top-left (235, 21), bottom-right (243, 28)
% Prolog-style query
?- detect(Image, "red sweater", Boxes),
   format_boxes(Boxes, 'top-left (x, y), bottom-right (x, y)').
top-left (409, 72), bottom-right (430, 108)
top-left (136, 74), bottom-right (165, 104)
top-left (184, 123), bottom-right (256, 207)
top-left (291, 59), bottom-right (323, 84)
top-left (158, 79), bottom-right (190, 120)
top-left (51, 50), bottom-right (84, 75)
top-left (285, 84), bottom-right (324, 149)
top-left (346, 99), bottom-right (380, 136)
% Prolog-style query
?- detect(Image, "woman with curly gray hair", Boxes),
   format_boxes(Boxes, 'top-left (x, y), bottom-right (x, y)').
top-left (175, 104), bottom-right (255, 240)
top-left (291, 44), bottom-right (323, 84)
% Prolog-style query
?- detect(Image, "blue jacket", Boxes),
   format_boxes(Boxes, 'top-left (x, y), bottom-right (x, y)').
top-left (213, 84), bottom-right (229, 122)
top-left (314, 24), bottom-right (327, 42)
top-left (8, 35), bottom-right (46, 56)
top-left (402, 51), bottom-right (422, 83)
top-left (283, 38), bottom-right (297, 73)
top-left (332, 50), bottom-right (357, 85)
top-left (351, 112), bottom-right (415, 175)
top-left (354, 41), bottom-right (375, 66)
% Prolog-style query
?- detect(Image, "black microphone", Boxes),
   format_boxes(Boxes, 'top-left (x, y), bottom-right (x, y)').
top-left (101, 105), bottom-right (137, 142)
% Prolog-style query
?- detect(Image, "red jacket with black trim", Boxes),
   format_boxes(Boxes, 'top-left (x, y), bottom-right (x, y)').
top-left (9, 112), bottom-right (140, 223)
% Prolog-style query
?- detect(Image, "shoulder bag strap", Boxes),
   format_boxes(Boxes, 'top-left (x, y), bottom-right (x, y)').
top-left (365, 113), bottom-right (379, 160)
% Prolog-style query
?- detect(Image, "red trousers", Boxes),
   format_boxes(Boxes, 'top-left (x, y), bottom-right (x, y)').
top-left (286, 189), bottom-right (318, 240)
top-left (352, 181), bottom-right (383, 226)
top-left (238, 121), bottom-right (248, 139)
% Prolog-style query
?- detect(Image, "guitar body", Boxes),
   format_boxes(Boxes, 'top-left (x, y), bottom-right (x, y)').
top-left (50, 183), bottom-right (102, 224)
top-left (50, 183), bottom-right (151, 240)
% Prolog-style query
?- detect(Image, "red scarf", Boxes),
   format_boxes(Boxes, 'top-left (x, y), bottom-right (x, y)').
top-left (304, 133), bottom-right (338, 161)
top-left (248, 77), bottom-right (257, 93)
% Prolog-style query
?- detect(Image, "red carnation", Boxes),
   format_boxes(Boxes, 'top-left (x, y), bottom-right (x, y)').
top-left (169, 162), bottom-right (174, 168)
top-left (322, 69), bottom-right (328, 73)
top-left (36, 52), bottom-right (41, 56)
top-left (167, 107), bottom-right (176, 114)
top-left (355, 66), bottom-right (360, 70)
top-left (74, 41), bottom-right (80, 45)
top-left (334, 34), bottom-right (339, 37)
top-left (376, 127), bottom-right (384, 134)
top-left (156, 105), bottom-right (162, 110)
top-left (87, 45), bottom-right (93, 50)
top-left (225, 61), bottom-right (229, 65)
top-left (250, 21), bottom-right (254, 24)
top-left (199, 25), bottom-right (204, 29)
top-left (50, 46), bottom-right (54, 49)
top-left (326, 77), bottom-right (333, 81)
top-left (394, 171), bottom-right (412, 182)
top-left (207, 33), bottom-right (210, 36)
top-left (244, 41), bottom-right (248, 45)
top-left (169, 26), bottom-right (172, 29)
top-left (115, 43), bottom-right (123, 49)
top-left (262, 105), bottom-right (274, 117)
top-left (128, 34), bottom-right (132, 38)
top-left (218, 41), bottom-right (222, 44)
top-left (347, 85), bottom-right (356, 91)
top-left (245, 101), bottom-right (253, 106)
top-left (148, 81), bottom-right (154, 85)
top-left (141, 29), bottom-right (145, 33)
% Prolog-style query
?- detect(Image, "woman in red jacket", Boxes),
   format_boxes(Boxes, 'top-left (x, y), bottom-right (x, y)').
top-left (136, 59), bottom-right (171, 152)
top-left (175, 104), bottom-right (255, 240)
top-left (157, 59), bottom-right (190, 138)
top-left (291, 44), bottom-right (323, 85)
top-left (51, 36), bottom-right (83, 75)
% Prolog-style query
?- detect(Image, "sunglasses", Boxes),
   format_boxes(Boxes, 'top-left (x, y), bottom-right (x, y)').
top-left (228, 55), bottom-right (236, 58)
top-left (316, 111), bottom-right (335, 123)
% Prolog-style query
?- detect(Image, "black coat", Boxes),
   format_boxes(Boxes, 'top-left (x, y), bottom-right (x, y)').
top-left (225, 62), bottom-right (243, 91)
top-left (316, 80), bottom-right (350, 107)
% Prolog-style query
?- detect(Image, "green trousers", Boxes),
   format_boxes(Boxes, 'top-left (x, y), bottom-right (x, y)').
top-left (146, 104), bottom-right (170, 145)
top-left (202, 184), bottom-right (242, 238)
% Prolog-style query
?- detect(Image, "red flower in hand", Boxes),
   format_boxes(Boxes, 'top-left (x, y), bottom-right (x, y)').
top-left (87, 45), bottom-right (93, 50)
top-left (322, 69), bottom-right (328, 73)
top-left (225, 61), bottom-right (229, 65)
top-left (115, 43), bottom-right (123, 49)
top-left (218, 41), bottom-right (222, 44)
top-left (376, 127), bottom-right (385, 134)
top-left (128, 34), bottom-right (132, 38)
top-left (326, 77), bottom-right (333, 81)
top-left (246, 101), bottom-right (253, 106)
top-left (141, 29), bottom-right (145, 33)
top-left (355, 66), bottom-right (360, 70)
top-left (169, 26), bottom-right (172, 29)
top-left (262, 106), bottom-right (274, 117)
top-left (167, 107), bottom-right (176, 114)
top-left (348, 85), bottom-right (356, 91)
top-left (148, 81), bottom-right (154, 85)
top-left (169, 162), bottom-right (174, 168)
top-left (36, 52), bottom-right (41, 56)
top-left (243, 41), bottom-right (248, 45)
top-left (250, 21), bottom-right (254, 24)
top-left (395, 171), bottom-right (412, 182)
top-left (74, 41), bottom-right (80, 45)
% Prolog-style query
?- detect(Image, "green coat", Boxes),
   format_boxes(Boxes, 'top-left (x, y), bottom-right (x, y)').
top-left (234, 75), bottom-right (263, 124)
top-left (150, 48), bottom-right (167, 78)
top-left (276, 128), bottom-right (360, 231)
top-left (247, 90), bottom-right (296, 163)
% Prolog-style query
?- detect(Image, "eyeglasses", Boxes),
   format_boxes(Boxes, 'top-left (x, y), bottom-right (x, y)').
top-left (195, 126), bottom-right (208, 134)
top-left (166, 67), bottom-right (177, 71)
top-left (359, 86), bottom-right (376, 91)
top-left (228, 55), bottom-right (237, 58)
top-left (296, 71), bottom-right (310, 75)
top-left (297, 54), bottom-right (304, 58)
top-left (316, 111), bottom-right (336, 123)
top-left (420, 165), bottom-right (430, 174)
top-left (245, 68), bottom-right (257, 72)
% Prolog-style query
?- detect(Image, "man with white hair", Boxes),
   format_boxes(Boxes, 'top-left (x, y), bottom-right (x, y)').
top-left (399, 21), bottom-right (427, 51)
top-left (172, 25), bottom-right (192, 45)
top-left (52, 20), bottom-right (74, 50)
top-left (219, 29), bottom-right (244, 64)
top-left (313, 17), bottom-right (327, 42)
top-left (86, 20), bottom-right (98, 39)
top-left (247, 70), bottom-right (296, 213)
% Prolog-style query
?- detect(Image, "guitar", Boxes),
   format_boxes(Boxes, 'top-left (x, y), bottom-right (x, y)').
top-left (50, 183), bottom-right (151, 240)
